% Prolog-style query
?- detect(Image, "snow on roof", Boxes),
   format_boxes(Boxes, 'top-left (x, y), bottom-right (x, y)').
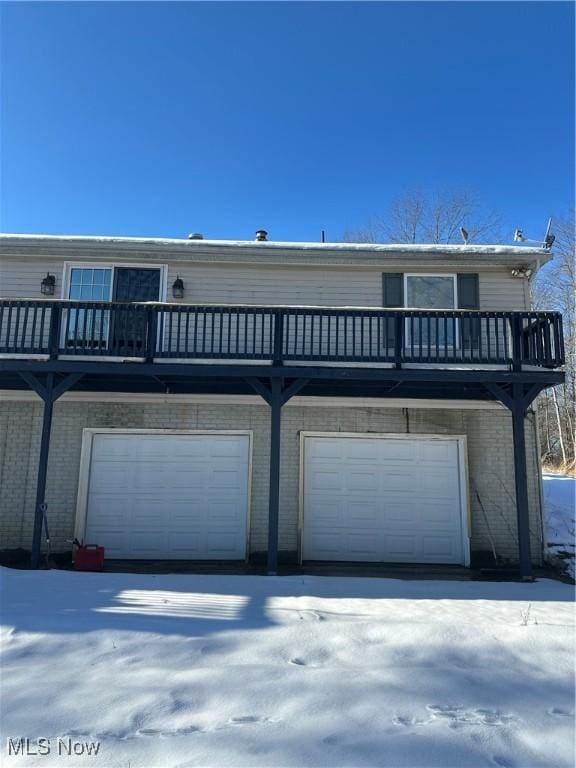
top-left (0, 232), bottom-right (548, 256)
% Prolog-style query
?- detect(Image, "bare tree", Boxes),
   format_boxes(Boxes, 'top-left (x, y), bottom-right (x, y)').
top-left (533, 211), bottom-right (575, 473)
top-left (343, 188), bottom-right (503, 245)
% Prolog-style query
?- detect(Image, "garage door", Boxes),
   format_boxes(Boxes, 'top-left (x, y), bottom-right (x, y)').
top-left (302, 435), bottom-right (467, 564)
top-left (83, 432), bottom-right (250, 559)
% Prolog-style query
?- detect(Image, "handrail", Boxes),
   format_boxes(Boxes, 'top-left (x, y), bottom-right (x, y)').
top-left (0, 299), bottom-right (565, 370)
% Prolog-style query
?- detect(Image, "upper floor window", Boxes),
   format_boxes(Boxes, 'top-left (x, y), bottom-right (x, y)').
top-left (405, 274), bottom-right (456, 310)
top-left (68, 268), bottom-right (112, 301)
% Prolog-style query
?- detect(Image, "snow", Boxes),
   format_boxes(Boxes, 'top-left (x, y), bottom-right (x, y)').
top-left (543, 472), bottom-right (576, 579)
top-left (1, 569), bottom-right (574, 768)
top-left (0, 232), bottom-right (548, 256)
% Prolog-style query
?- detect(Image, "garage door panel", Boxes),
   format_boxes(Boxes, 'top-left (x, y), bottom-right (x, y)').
top-left (211, 468), bottom-right (245, 487)
top-left (304, 531), bottom-right (342, 558)
top-left (128, 530), bottom-right (169, 554)
top-left (383, 469), bottom-right (416, 491)
top-left (209, 439), bottom-right (248, 458)
top-left (345, 441), bottom-right (380, 461)
top-left (307, 439), bottom-right (343, 460)
top-left (170, 467), bottom-right (206, 488)
top-left (84, 433), bottom-right (249, 560)
top-left (386, 535), bottom-right (418, 558)
top-left (205, 531), bottom-right (244, 555)
top-left (384, 498), bottom-right (417, 523)
top-left (308, 469), bottom-right (343, 492)
top-left (419, 441), bottom-right (457, 463)
top-left (346, 470), bottom-right (379, 491)
top-left (343, 533), bottom-right (379, 558)
top-left (421, 535), bottom-right (459, 558)
top-left (344, 500), bottom-right (379, 523)
top-left (377, 441), bottom-right (415, 461)
top-left (305, 497), bottom-right (344, 525)
top-left (303, 436), bottom-right (466, 565)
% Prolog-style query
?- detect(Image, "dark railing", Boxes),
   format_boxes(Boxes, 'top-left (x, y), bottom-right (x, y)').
top-left (0, 300), bottom-right (565, 369)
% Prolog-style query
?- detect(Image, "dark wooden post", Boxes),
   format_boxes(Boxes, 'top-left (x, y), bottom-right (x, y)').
top-left (272, 310), bottom-right (284, 366)
top-left (267, 378), bottom-right (283, 574)
top-left (485, 381), bottom-right (544, 581)
top-left (19, 372), bottom-right (84, 568)
top-left (145, 307), bottom-right (158, 363)
top-left (31, 374), bottom-right (55, 568)
top-left (48, 304), bottom-right (61, 360)
top-left (394, 312), bottom-right (403, 370)
top-left (511, 315), bottom-right (522, 372)
top-left (511, 383), bottom-right (532, 581)
top-left (244, 376), bottom-right (310, 574)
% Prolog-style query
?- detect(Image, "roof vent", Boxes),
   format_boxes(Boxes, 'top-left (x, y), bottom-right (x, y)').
top-left (188, 233), bottom-right (204, 240)
top-left (255, 229), bottom-right (268, 242)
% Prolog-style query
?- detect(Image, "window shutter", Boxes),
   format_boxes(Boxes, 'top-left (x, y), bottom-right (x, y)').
top-left (382, 273), bottom-right (404, 308)
top-left (382, 273), bottom-right (404, 350)
top-left (457, 274), bottom-right (480, 351)
top-left (457, 273), bottom-right (479, 309)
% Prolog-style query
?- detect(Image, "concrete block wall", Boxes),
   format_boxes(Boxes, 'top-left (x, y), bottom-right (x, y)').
top-left (0, 399), bottom-right (543, 564)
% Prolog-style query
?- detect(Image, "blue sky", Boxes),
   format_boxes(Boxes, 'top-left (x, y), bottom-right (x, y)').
top-left (0, 1), bottom-right (574, 242)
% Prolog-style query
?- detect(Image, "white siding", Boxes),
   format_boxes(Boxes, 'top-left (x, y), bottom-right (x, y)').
top-left (0, 257), bottom-right (529, 310)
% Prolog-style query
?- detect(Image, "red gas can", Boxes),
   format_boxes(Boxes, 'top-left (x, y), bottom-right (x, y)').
top-left (74, 544), bottom-right (105, 572)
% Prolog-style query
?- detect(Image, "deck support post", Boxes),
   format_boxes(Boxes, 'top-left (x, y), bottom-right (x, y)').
top-left (18, 372), bottom-right (83, 568)
top-left (267, 379), bottom-right (282, 574)
top-left (485, 382), bottom-right (545, 581)
top-left (511, 388), bottom-right (531, 580)
top-left (245, 377), bottom-right (310, 574)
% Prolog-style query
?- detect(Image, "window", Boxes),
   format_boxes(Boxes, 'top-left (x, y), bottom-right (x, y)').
top-left (405, 275), bottom-right (456, 310)
top-left (68, 268), bottom-right (112, 301)
top-left (62, 264), bottom-right (166, 352)
top-left (65, 268), bottom-right (113, 348)
top-left (405, 274), bottom-right (457, 347)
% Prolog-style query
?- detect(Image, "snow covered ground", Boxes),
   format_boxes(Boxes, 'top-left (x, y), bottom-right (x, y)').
top-left (543, 473), bottom-right (576, 579)
top-left (1, 569), bottom-right (574, 768)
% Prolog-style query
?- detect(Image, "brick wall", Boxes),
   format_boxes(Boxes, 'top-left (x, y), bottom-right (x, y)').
top-left (0, 400), bottom-right (543, 564)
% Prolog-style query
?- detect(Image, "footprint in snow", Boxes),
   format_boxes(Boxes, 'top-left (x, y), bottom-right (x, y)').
top-left (492, 757), bottom-right (515, 768)
top-left (426, 705), bottom-right (518, 727)
top-left (226, 716), bottom-right (280, 727)
top-left (393, 715), bottom-right (429, 727)
top-left (548, 707), bottom-right (574, 718)
top-left (138, 726), bottom-right (202, 737)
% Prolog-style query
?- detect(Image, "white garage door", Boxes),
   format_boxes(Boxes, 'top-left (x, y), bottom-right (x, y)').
top-left (302, 435), bottom-right (467, 564)
top-left (83, 432), bottom-right (250, 559)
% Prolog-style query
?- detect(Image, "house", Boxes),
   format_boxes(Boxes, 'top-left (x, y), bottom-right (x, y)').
top-left (0, 231), bottom-right (565, 579)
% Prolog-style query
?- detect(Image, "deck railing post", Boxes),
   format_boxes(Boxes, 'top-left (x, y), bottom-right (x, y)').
top-left (511, 315), bottom-right (522, 372)
top-left (273, 310), bottom-right (284, 366)
top-left (47, 304), bottom-right (61, 359)
top-left (145, 307), bottom-right (158, 363)
top-left (394, 312), bottom-right (403, 369)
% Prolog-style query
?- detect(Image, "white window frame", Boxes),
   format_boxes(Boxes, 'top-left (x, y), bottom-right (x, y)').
top-left (62, 262), bottom-right (169, 303)
top-left (61, 262), bottom-right (169, 353)
top-left (404, 273), bottom-right (459, 350)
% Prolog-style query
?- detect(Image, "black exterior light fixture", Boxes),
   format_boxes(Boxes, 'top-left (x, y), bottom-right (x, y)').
top-left (172, 275), bottom-right (185, 299)
top-left (40, 273), bottom-right (56, 296)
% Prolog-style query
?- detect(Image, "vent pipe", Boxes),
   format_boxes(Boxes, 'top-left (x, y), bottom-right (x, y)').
top-left (255, 229), bottom-right (268, 242)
